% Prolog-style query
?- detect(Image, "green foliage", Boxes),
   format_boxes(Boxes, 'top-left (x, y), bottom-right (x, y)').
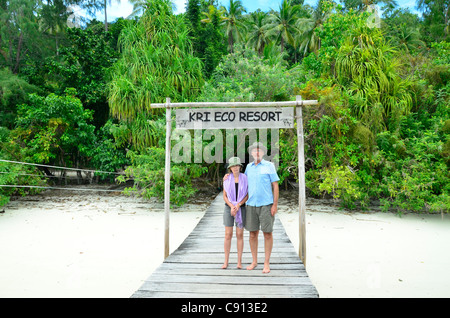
top-left (0, 127), bottom-right (45, 208)
top-left (117, 147), bottom-right (208, 206)
top-left (220, 0), bottom-right (247, 53)
top-left (278, 129), bottom-right (298, 188)
top-left (318, 164), bottom-right (362, 208)
top-left (13, 89), bottom-right (96, 166)
top-left (417, 0), bottom-right (450, 44)
top-left (265, 0), bottom-right (302, 53)
top-left (0, 162), bottom-right (44, 208)
top-left (0, 68), bottom-right (39, 128)
top-left (187, 1), bottom-right (228, 78)
top-left (383, 8), bottom-right (425, 55)
top-left (431, 41), bottom-right (450, 65)
top-left (0, 0), bottom-right (45, 73)
top-left (335, 15), bottom-right (413, 132)
top-left (246, 11), bottom-right (270, 56)
top-left (198, 45), bottom-right (300, 102)
top-left (44, 27), bottom-right (119, 127)
top-left (298, 81), bottom-right (371, 207)
top-left (89, 120), bottom-right (130, 181)
top-left (376, 115), bottom-right (449, 213)
top-left (108, 0), bottom-right (204, 123)
top-left (297, 34), bottom-right (449, 213)
top-left (296, 0), bottom-right (334, 57)
top-left (0, 1), bottom-right (448, 213)
top-left (108, 0), bottom-right (204, 153)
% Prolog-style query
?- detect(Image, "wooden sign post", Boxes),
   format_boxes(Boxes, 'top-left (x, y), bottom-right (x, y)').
top-left (152, 97), bottom-right (317, 265)
top-left (164, 97), bottom-right (171, 259)
top-left (296, 96), bottom-right (307, 266)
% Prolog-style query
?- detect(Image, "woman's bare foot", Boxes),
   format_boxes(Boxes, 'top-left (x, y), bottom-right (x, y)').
top-left (262, 264), bottom-right (270, 273)
top-left (246, 262), bottom-right (257, 270)
top-left (237, 263), bottom-right (243, 269)
top-left (222, 263), bottom-right (228, 269)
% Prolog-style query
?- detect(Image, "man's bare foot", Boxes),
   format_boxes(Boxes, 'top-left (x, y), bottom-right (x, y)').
top-left (222, 263), bottom-right (228, 269)
top-left (237, 263), bottom-right (243, 269)
top-left (262, 265), bottom-right (270, 273)
top-left (246, 262), bottom-right (257, 270)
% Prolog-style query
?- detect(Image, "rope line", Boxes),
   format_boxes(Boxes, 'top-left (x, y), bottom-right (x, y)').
top-left (0, 172), bottom-right (134, 183)
top-left (0, 159), bottom-right (125, 175)
top-left (0, 171), bottom-right (60, 178)
top-left (0, 184), bottom-right (124, 193)
top-left (0, 160), bottom-right (131, 193)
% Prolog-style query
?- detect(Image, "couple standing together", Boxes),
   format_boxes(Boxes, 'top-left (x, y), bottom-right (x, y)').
top-left (222, 142), bottom-right (279, 274)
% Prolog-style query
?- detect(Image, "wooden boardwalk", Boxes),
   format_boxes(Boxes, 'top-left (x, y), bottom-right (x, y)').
top-left (131, 193), bottom-right (319, 298)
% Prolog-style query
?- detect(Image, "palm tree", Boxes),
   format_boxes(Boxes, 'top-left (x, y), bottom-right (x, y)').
top-left (296, 0), bottom-right (331, 56)
top-left (263, 42), bottom-right (288, 67)
top-left (246, 11), bottom-right (270, 56)
top-left (201, 4), bottom-right (225, 24)
top-left (417, 0), bottom-right (449, 38)
top-left (341, 0), bottom-right (398, 12)
top-left (103, 0), bottom-right (121, 31)
top-left (391, 23), bottom-right (425, 54)
top-left (128, 0), bottom-right (147, 18)
top-left (220, 0), bottom-right (246, 53)
top-left (129, 0), bottom-right (177, 18)
top-left (266, 0), bottom-right (301, 53)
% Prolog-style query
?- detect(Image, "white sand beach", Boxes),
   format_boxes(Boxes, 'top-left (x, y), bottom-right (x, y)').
top-left (277, 197), bottom-right (450, 298)
top-left (0, 188), bottom-right (449, 298)
top-left (0, 188), bottom-right (207, 298)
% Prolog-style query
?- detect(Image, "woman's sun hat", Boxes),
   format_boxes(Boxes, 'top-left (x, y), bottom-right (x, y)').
top-left (227, 157), bottom-right (243, 169)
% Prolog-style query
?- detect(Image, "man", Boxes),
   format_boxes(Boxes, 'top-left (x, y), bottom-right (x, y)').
top-left (244, 142), bottom-right (279, 274)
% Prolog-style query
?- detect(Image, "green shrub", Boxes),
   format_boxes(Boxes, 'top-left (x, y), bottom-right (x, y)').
top-left (13, 89), bottom-right (96, 167)
top-left (117, 147), bottom-right (208, 206)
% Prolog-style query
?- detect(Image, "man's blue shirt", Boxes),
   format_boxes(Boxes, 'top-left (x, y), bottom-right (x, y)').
top-left (245, 159), bottom-right (280, 207)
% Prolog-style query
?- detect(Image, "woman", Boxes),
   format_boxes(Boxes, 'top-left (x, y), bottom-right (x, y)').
top-left (222, 157), bottom-right (248, 269)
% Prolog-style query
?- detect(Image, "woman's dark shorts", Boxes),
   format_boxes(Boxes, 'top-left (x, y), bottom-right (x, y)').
top-left (223, 205), bottom-right (246, 228)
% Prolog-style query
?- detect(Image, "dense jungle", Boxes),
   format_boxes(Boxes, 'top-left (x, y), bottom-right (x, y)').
top-left (0, 0), bottom-right (448, 214)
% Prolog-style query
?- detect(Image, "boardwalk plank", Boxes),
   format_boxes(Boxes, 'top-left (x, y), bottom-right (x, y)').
top-left (131, 193), bottom-right (319, 298)
top-left (134, 282), bottom-right (318, 298)
top-left (146, 274), bottom-right (313, 286)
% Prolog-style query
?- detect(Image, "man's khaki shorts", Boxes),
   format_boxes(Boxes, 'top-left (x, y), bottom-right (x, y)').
top-left (245, 204), bottom-right (274, 233)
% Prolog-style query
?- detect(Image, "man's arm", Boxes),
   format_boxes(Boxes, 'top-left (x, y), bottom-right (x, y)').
top-left (239, 194), bottom-right (248, 206)
top-left (271, 181), bottom-right (279, 216)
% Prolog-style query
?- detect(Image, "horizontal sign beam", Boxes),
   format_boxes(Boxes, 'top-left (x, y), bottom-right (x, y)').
top-left (151, 100), bottom-right (318, 108)
top-left (176, 107), bottom-right (294, 129)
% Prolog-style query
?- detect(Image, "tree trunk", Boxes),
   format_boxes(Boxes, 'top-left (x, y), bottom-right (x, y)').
top-left (13, 31), bottom-right (23, 74)
top-left (104, 0), bottom-right (108, 31)
top-left (229, 29), bottom-right (234, 53)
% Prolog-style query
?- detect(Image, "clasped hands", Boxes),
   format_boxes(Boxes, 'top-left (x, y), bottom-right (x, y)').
top-left (229, 204), bottom-right (240, 217)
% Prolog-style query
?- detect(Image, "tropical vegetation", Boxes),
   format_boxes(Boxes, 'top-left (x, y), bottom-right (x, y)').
top-left (0, 0), bottom-right (448, 214)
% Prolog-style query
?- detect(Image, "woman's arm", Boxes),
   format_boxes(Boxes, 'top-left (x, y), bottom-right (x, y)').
top-left (223, 189), bottom-right (236, 209)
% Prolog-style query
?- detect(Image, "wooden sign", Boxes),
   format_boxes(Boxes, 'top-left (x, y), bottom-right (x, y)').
top-left (176, 107), bottom-right (294, 129)
top-left (156, 96), bottom-right (318, 264)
